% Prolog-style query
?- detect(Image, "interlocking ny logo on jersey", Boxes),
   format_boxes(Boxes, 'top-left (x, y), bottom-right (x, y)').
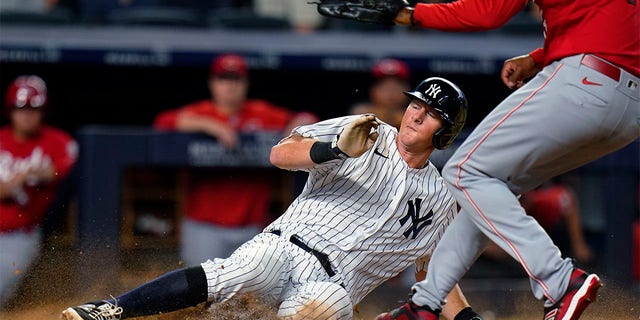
top-left (425, 84), bottom-right (442, 98)
top-left (399, 198), bottom-right (434, 239)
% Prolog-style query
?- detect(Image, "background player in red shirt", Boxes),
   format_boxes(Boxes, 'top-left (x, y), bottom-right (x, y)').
top-left (521, 183), bottom-right (594, 265)
top-left (154, 53), bottom-right (318, 266)
top-left (349, 58), bottom-right (411, 130)
top-left (0, 75), bottom-right (77, 308)
top-left (376, 0), bottom-right (639, 319)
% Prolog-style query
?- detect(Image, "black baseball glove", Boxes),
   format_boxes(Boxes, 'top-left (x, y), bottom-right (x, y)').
top-left (312, 0), bottom-right (410, 25)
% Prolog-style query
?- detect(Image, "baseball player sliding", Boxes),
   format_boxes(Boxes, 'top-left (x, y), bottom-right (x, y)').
top-left (61, 77), bottom-right (483, 320)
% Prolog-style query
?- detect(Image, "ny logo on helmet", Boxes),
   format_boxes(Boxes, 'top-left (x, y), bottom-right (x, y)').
top-left (425, 84), bottom-right (442, 99)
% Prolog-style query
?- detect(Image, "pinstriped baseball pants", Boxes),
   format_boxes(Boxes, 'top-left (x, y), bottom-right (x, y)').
top-left (201, 232), bottom-right (353, 319)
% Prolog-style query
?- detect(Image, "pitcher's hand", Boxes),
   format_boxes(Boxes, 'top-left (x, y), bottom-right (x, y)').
top-left (501, 54), bottom-right (540, 89)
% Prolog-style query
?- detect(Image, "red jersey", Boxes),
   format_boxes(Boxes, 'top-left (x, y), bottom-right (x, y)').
top-left (522, 185), bottom-right (572, 230)
top-left (154, 99), bottom-right (296, 227)
top-left (0, 126), bottom-right (77, 232)
top-left (414, 0), bottom-right (640, 77)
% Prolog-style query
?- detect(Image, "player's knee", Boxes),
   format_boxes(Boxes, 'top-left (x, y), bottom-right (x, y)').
top-left (278, 282), bottom-right (352, 320)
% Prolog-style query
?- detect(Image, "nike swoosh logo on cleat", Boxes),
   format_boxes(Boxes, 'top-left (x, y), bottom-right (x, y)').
top-left (582, 77), bottom-right (602, 86)
top-left (373, 148), bottom-right (388, 159)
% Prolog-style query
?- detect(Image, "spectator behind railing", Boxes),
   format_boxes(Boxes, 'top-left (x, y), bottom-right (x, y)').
top-left (153, 53), bottom-right (318, 266)
top-left (349, 58), bottom-right (411, 130)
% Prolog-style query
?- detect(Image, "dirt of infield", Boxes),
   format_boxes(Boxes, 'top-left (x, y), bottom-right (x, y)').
top-left (1, 244), bottom-right (638, 320)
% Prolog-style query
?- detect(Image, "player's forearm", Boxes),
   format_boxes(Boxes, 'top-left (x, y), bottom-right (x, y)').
top-left (565, 204), bottom-right (592, 259)
top-left (441, 284), bottom-right (469, 319)
top-left (0, 183), bottom-right (16, 199)
top-left (270, 137), bottom-right (318, 170)
top-left (175, 113), bottom-right (238, 147)
top-left (175, 113), bottom-right (217, 134)
top-left (442, 284), bottom-right (484, 320)
top-left (29, 164), bottom-right (56, 184)
top-left (0, 172), bottom-right (28, 199)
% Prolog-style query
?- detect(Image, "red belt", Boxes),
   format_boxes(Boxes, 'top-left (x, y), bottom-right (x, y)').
top-left (580, 54), bottom-right (621, 81)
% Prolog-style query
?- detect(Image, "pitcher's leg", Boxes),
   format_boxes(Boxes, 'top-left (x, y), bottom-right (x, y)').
top-left (444, 169), bottom-right (573, 303)
top-left (411, 209), bottom-right (492, 310)
top-left (435, 56), bottom-right (637, 304)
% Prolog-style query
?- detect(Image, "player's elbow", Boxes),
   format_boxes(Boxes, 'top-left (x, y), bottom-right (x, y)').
top-left (270, 136), bottom-right (315, 170)
top-left (270, 146), bottom-right (288, 169)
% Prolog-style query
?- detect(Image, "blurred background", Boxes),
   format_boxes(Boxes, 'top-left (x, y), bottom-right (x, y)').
top-left (0, 0), bottom-right (638, 319)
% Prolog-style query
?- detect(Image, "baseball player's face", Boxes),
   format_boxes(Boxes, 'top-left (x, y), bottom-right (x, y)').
top-left (209, 76), bottom-right (248, 110)
top-left (371, 78), bottom-right (410, 109)
top-left (11, 108), bottom-right (43, 137)
top-left (397, 99), bottom-right (443, 150)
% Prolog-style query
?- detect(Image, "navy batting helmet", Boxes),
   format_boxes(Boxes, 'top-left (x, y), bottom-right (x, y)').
top-left (403, 77), bottom-right (467, 149)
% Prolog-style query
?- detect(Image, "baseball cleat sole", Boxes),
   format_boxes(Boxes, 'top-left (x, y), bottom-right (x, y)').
top-left (561, 274), bottom-right (603, 320)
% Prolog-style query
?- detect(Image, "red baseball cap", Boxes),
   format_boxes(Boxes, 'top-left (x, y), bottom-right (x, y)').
top-left (372, 58), bottom-right (410, 81)
top-left (210, 54), bottom-right (248, 78)
top-left (4, 75), bottom-right (48, 114)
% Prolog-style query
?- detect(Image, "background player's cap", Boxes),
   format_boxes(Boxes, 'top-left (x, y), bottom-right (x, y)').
top-left (4, 75), bottom-right (48, 113)
top-left (372, 58), bottom-right (410, 81)
top-left (210, 54), bottom-right (248, 79)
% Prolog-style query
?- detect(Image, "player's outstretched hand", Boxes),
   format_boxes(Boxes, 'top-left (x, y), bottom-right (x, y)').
top-left (337, 114), bottom-right (380, 158)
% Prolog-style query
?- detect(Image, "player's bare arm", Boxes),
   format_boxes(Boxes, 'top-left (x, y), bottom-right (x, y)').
top-left (270, 135), bottom-right (318, 170)
top-left (175, 112), bottom-right (238, 148)
top-left (413, 274), bottom-right (474, 320)
top-left (441, 285), bottom-right (475, 320)
top-left (27, 162), bottom-right (56, 184)
top-left (501, 54), bottom-right (540, 89)
top-left (413, 256), bottom-right (476, 320)
top-left (271, 114), bottom-right (379, 170)
top-left (0, 171), bottom-right (29, 199)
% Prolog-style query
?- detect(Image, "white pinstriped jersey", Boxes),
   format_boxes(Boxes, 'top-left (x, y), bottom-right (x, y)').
top-left (265, 115), bottom-right (458, 305)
